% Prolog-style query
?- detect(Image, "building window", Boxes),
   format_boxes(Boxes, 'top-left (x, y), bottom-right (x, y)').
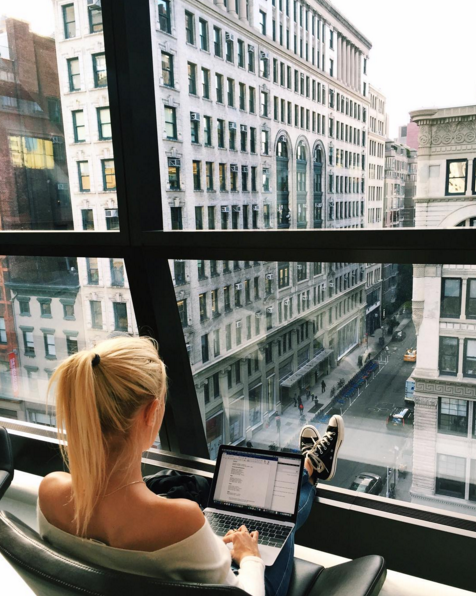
top-left (250, 127), bottom-right (256, 153)
top-left (65, 335), bottom-right (78, 356)
top-left (158, 0), bottom-right (171, 33)
top-left (110, 258), bottom-right (125, 286)
top-left (227, 78), bottom-right (234, 107)
top-left (113, 302), bottom-right (128, 331)
top-left (87, 257), bottom-right (99, 284)
top-left (97, 107), bottom-right (111, 140)
top-left (168, 158), bottom-right (180, 190)
top-left (164, 106), bottom-right (177, 139)
top-left (199, 292), bottom-right (208, 321)
top-left (439, 337), bottom-right (458, 376)
top-left (174, 260), bottom-right (186, 285)
top-left (62, 301), bottom-right (75, 320)
top-left (259, 10), bottom-right (267, 35)
top-left (88, 4), bottom-right (103, 32)
top-left (278, 263), bottom-right (289, 288)
top-left (441, 278), bottom-right (462, 318)
top-left (216, 74), bottom-right (224, 103)
top-left (213, 26), bottom-right (222, 57)
top-left (195, 206), bottom-right (203, 230)
top-left (202, 68), bottom-right (210, 99)
top-left (44, 333), bottom-right (56, 359)
top-left (67, 58), bottom-right (80, 92)
top-left (193, 161), bottom-right (201, 190)
top-left (185, 11), bottom-right (195, 44)
top-left (190, 117), bottom-right (199, 144)
top-left (249, 87), bottom-right (256, 113)
top-left (22, 329), bottom-right (35, 356)
top-left (90, 301), bottom-right (103, 329)
top-left (262, 168), bottom-right (270, 191)
top-left (81, 209), bottom-right (94, 231)
top-left (438, 397), bottom-right (468, 436)
top-left (436, 454), bottom-right (466, 499)
top-left (19, 299), bottom-right (31, 316)
top-left (464, 339), bottom-right (476, 378)
top-left (72, 110), bottom-right (85, 143)
top-left (219, 164), bottom-right (227, 191)
top-left (170, 207), bottom-right (183, 230)
top-left (161, 52), bottom-right (174, 87)
top-left (92, 53), bottom-right (107, 88)
top-left (188, 63), bottom-right (197, 94)
top-left (261, 129), bottom-right (269, 154)
top-left (226, 37), bottom-right (234, 62)
top-left (0, 318), bottom-right (6, 344)
top-left (238, 39), bottom-right (245, 67)
top-left (206, 162), bottom-right (214, 191)
top-left (260, 91), bottom-right (269, 117)
top-left (77, 161), bottom-right (90, 192)
top-left (201, 334), bottom-right (209, 363)
top-left (199, 18), bottom-right (209, 51)
top-left (105, 209), bottom-right (119, 230)
top-left (466, 279), bottom-right (476, 319)
top-left (297, 262), bottom-right (307, 282)
top-left (445, 159), bottom-right (468, 196)
top-left (62, 3), bottom-right (76, 39)
top-left (102, 159), bottom-right (116, 191)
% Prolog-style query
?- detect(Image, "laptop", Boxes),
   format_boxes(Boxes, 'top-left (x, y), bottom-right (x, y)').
top-left (204, 444), bottom-right (304, 566)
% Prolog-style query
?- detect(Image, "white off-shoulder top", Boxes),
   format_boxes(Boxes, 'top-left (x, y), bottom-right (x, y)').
top-left (37, 504), bottom-right (265, 596)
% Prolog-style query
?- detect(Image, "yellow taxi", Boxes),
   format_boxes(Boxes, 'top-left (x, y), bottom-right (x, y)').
top-left (403, 348), bottom-right (417, 363)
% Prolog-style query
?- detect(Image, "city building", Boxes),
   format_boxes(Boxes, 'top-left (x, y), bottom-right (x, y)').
top-left (383, 140), bottom-right (417, 228)
top-left (397, 121), bottom-right (419, 150)
top-left (410, 105), bottom-right (476, 513)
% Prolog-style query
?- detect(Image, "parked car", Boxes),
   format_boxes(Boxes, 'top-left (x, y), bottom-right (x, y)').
top-left (349, 473), bottom-right (383, 495)
top-left (403, 348), bottom-right (417, 362)
top-left (386, 407), bottom-right (414, 430)
top-left (392, 330), bottom-right (407, 342)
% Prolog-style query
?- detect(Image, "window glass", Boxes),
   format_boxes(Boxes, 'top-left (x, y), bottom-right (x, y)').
top-left (440, 278), bottom-right (461, 318)
top-left (438, 397), bottom-right (468, 436)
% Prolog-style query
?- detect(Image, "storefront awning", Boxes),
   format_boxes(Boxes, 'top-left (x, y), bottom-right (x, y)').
top-left (280, 349), bottom-right (333, 388)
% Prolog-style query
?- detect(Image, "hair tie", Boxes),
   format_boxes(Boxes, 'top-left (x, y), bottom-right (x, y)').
top-left (92, 354), bottom-right (101, 367)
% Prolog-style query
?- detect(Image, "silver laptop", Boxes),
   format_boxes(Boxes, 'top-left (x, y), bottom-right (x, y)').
top-left (204, 444), bottom-right (304, 566)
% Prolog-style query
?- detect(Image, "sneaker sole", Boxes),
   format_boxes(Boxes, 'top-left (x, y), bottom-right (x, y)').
top-left (299, 425), bottom-right (322, 451)
top-left (326, 415), bottom-right (345, 481)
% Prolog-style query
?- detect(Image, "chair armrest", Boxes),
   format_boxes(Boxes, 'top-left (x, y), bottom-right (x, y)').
top-left (287, 558), bottom-right (325, 596)
top-left (0, 471), bottom-right (12, 501)
top-left (308, 555), bottom-right (386, 596)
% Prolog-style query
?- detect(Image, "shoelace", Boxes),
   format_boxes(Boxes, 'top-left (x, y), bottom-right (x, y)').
top-left (311, 431), bottom-right (336, 456)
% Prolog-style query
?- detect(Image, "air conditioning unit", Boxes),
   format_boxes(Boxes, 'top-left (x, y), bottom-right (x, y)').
top-left (252, 204), bottom-right (259, 211)
top-left (266, 306), bottom-right (273, 313)
top-left (260, 51), bottom-right (268, 60)
top-left (51, 136), bottom-right (63, 144)
top-left (328, 282), bottom-right (334, 287)
top-left (302, 295), bottom-right (307, 301)
top-left (168, 158), bottom-right (181, 167)
top-left (57, 183), bottom-right (69, 191)
top-left (232, 205), bottom-right (241, 212)
top-left (322, 283), bottom-right (326, 289)
top-left (266, 273), bottom-right (273, 280)
top-left (255, 311), bottom-right (261, 318)
top-left (284, 299), bottom-right (290, 306)
top-left (236, 320), bottom-right (242, 328)
top-left (105, 209), bottom-right (118, 218)
top-left (248, 45), bottom-right (255, 52)
top-left (242, 165), bottom-right (249, 173)
top-left (297, 264), bottom-right (303, 270)
top-left (229, 122), bottom-right (237, 130)
top-left (87, 0), bottom-right (101, 7)
top-left (230, 164), bottom-right (238, 173)
top-left (186, 343), bottom-right (192, 352)
top-left (240, 124), bottom-right (247, 132)
top-left (225, 32), bottom-right (234, 41)
top-left (175, 259), bottom-right (185, 263)
top-left (221, 206), bottom-right (230, 213)
top-left (190, 112), bottom-right (200, 121)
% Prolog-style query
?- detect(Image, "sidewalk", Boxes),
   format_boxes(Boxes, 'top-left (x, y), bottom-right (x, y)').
top-left (251, 311), bottom-right (412, 451)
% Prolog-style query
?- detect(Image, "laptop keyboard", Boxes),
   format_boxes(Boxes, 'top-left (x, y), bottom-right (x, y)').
top-left (205, 512), bottom-right (292, 548)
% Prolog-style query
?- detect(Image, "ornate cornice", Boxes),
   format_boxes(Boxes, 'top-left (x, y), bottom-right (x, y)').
top-left (414, 379), bottom-right (476, 399)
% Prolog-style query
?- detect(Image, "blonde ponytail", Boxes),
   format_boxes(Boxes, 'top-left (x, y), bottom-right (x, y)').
top-left (49, 336), bottom-right (167, 537)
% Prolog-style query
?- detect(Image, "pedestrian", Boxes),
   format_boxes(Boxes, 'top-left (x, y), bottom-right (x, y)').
top-left (246, 441), bottom-right (253, 448)
top-left (299, 403), bottom-right (304, 417)
top-left (321, 380), bottom-right (326, 393)
top-left (275, 414), bottom-right (281, 432)
top-left (297, 395), bottom-right (303, 408)
top-left (306, 387), bottom-right (311, 400)
top-left (293, 394), bottom-right (298, 407)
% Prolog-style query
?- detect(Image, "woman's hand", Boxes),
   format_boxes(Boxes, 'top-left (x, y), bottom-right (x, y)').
top-left (222, 525), bottom-right (261, 565)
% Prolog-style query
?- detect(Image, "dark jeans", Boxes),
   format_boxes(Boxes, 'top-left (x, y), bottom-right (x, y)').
top-left (264, 470), bottom-right (316, 596)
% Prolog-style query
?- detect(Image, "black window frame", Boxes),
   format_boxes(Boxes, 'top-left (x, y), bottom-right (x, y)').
top-left (440, 277), bottom-right (462, 319)
top-left (438, 397), bottom-right (469, 437)
top-left (445, 159), bottom-right (468, 196)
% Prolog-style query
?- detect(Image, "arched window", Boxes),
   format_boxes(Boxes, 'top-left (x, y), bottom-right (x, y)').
top-left (296, 142), bottom-right (308, 229)
top-left (276, 136), bottom-right (290, 229)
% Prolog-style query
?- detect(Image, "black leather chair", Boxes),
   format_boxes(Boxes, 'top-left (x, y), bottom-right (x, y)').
top-left (0, 426), bottom-right (14, 500)
top-left (0, 510), bottom-right (387, 596)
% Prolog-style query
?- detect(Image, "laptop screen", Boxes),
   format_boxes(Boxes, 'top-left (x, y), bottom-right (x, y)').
top-left (210, 447), bottom-right (302, 519)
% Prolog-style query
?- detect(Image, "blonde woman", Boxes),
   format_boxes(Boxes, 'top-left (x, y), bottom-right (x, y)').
top-left (38, 337), bottom-right (344, 596)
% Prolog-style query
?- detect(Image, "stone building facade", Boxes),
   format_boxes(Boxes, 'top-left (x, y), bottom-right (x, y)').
top-left (410, 105), bottom-right (476, 513)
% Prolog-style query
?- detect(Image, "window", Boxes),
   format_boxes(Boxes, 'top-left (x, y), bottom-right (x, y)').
top-left (446, 159), bottom-right (467, 195)
top-left (72, 110), bottom-right (85, 143)
top-left (439, 337), bottom-right (458, 376)
top-left (227, 78), bottom-right (234, 106)
top-left (77, 161), bottom-right (90, 192)
top-left (467, 279), bottom-right (476, 318)
top-left (185, 11), bottom-right (195, 44)
top-left (113, 302), bottom-right (128, 331)
top-left (217, 120), bottom-right (225, 148)
top-left (297, 262), bottom-right (307, 282)
top-left (92, 53), bottom-right (107, 88)
top-left (43, 332), bottom-right (56, 359)
top-left (158, 0), bottom-right (172, 33)
top-left (441, 278), bottom-right (462, 318)
top-left (82, 209), bottom-right (94, 230)
top-left (62, 301), bottom-right (75, 320)
top-left (249, 87), bottom-right (256, 113)
top-left (164, 106), bottom-right (177, 139)
top-left (199, 293), bottom-right (208, 321)
top-left (203, 116), bottom-right (212, 147)
top-left (0, 318), bottom-right (6, 344)
top-left (214, 26), bottom-right (222, 57)
top-left (88, 4), bottom-right (103, 33)
top-left (262, 168), bottom-right (270, 192)
top-left (261, 129), bottom-right (269, 154)
top-left (239, 83), bottom-right (246, 111)
top-left (238, 40), bottom-right (245, 67)
top-left (90, 301), bottom-right (103, 329)
top-left (188, 63), bottom-right (197, 94)
top-left (219, 164), bottom-right (227, 191)
top-left (200, 68), bottom-right (210, 99)
top-left (190, 117), bottom-right (199, 144)
top-left (438, 397), bottom-right (468, 436)
top-left (259, 10), bottom-right (267, 35)
top-left (110, 258), bottom-right (125, 286)
top-left (241, 166), bottom-right (248, 191)
top-left (161, 52), bottom-right (174, 87)
top-left (201, 334), bottom-right (209, 363)
top-left (102, 159), bottom-right (116, 191)
top-left (464, 339), bottom-right (476, 378)
top-left (216, 73), bottom-right (224, 103)
top-left (240, 125), bottom-right (247, 151)
top-left (105, 210), bottom-right (119, 230)
top-left (67, 58), bottom-right (80, 92)
top-left (206, 162), bottom-right (214, 191)
top-left (97, 108), bottom-right (111, 140)
top-left (251, 166), bottom-right (257, 191)
top-left (174, 260), bottom-right (186, 284)
top-left (66, 335), bottom-right (79, 356)
top-left (170, 206), bottom-right (183, 230)
top-left (199, 19), bottom-right (209, 52)
top-left (278, 263), bottom-right (290, 288)
top-left (250, 127), bottom-right (257, 153)
top-left (87, 257), bottom-right (99, 284)
top-left (248, 45), bottom-right (255, 72)
top-left (62, 4), bottom-right (76, 39)
top-left (193, 161), bottom-right (201, 190)
top-left (229, 124), bottom-right (236, 150)
top-left (436, 454), bottom-right (466, 499)
top-left (226, 37), bottom-right (234, 62)
top-left (168, 157), bottom-right (180, 190)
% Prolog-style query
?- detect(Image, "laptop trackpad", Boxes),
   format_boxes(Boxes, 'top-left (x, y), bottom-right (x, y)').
top-left (258, 544), bottom-right (280, 566)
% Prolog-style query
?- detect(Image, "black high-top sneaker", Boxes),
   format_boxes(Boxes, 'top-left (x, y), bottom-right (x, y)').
top-left (305, 415), bottom-right (344, 483)
top-left (299, 425), bottom-right (322, 457)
